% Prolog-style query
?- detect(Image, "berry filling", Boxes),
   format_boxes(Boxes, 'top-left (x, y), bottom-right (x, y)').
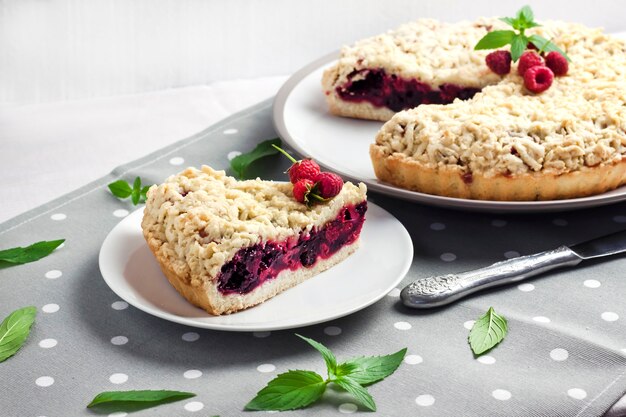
top-left (336, 68), bottom-right (480, 112)
top-left (217, 202), bottom-right (367, 294)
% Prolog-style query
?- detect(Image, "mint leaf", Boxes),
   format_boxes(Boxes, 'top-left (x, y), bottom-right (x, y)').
top-left (108, 180), bottom-right (133, 198)
top-left (245, 370), bottom-right (326, 411)
top-left (296, 334), bottom-right (337, 376)
top-left (0, 240), bottom-right (64, 266)
top-left (510, 34), bottom-right (528, 62)
top-left (0, 306), bottom-right (36, 362)
top-left (517, 5), bottom-right (534, 26)
top-left (333, 376), bottom-right (376, 411)
top-left (230, 138), bottom-right (281, 179)
top-left (528, 34), bottom-right (572, 62)
top-left (474, 30), bottom-right (516, 50)
top-left (337, 348), bottom-right (406, 386)
top-left (498, 17), bottom-right (518, 28)
top-left (87, 390), bottom-right (195, 410)
top-left (108, 177), bottom-right (152, 206)
top-left (469, 307), bottom-right (508, 355)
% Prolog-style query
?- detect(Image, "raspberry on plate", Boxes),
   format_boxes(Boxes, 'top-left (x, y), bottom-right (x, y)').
top-left (316, 172), bottom-right (344, 199)
top-left (517, 51), bottom-right (544, 76)
top-left (288, 159), bottom-right (320, 183)
top-left (523, 66), bottom-right (554, 93)
top-left (545, 51), bottom-right (569, 76)
top-left (485, 50), bottom-right (512, 75)
top-left (293, 179), bottom-right (315, 204)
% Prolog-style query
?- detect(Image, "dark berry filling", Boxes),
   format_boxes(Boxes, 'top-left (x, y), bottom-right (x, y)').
top-left (336, 68), bottom-right (480, 112)
top-left (217, 202), bottom-right (367, 294)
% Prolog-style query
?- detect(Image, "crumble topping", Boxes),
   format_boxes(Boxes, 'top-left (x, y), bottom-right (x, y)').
top-left (141, 166), bottom-right (367, 285)
top-left (373, 20), bottom-right (626, 176)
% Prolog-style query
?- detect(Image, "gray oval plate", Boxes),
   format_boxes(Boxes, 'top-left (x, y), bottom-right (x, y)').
top-left (272, 52), bottom-right (626, 213)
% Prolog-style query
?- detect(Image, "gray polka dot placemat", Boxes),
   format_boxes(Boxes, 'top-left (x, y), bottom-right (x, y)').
top-left (2, 99), bottom-right (626, 417)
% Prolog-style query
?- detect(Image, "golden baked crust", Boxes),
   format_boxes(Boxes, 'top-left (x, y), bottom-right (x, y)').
top-left (371, 145), bottom-right (626, 200)
top-left (141, 166), bottom-right (368, 315)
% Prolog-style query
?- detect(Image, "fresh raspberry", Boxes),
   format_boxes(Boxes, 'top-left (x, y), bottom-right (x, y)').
top-left (288, 159), bottom-right (320, 184)
top-left (545, 51), bottom-right (569, 76)
top-left (293, 179), bottom-right (315, 204)
top-left (485, 50), bottom-right (511, 75)
top-left (517, 51), bottom-right (544, 76)
top-left (523, 66), bottom-right (554, 94)
top-left (315, 172), bottom-right (344, 199)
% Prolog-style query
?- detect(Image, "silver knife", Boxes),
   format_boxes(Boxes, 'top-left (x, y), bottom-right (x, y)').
top-left (401, 229), bottom-right (626, 309)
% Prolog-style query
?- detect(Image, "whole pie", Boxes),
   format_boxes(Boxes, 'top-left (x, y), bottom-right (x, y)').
top-left (142, 166), bottom-right (367, 315)
top-left (324, 18), bottom-right (626, 200)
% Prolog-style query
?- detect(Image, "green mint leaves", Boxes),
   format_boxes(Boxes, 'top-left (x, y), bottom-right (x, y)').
top-left (245, 370), bottom-right (327, 411)
top-left (87, 390), bottom-right (196, 411)
top-left (0, 306), bottom-right (37, 363)
top-left (469, 307), bottom-right (508, 355)
top-left (474, 5), bottom-right (570, 62)
top-left (108, 177), bottom-right (152, 205)
top-left (245, 334), bottom-right (406, 412)
top-left (230, 138), bottom-right (282, 179)
top-left (0, 240), bottom-right (64, 267)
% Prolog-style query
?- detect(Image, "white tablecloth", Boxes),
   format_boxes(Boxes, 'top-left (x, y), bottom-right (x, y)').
top-left (0, 76), bottom-right (288, 223)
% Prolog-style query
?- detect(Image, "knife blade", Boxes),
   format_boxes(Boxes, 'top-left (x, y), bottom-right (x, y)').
top-left (400, 229), bottom-right (626, 309)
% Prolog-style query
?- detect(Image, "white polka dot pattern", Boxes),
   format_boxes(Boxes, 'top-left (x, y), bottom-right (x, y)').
top-left (324, 326), bottom-right (342, 336)
top-left (492, 389), bottom-right (511, 400)
top-left (227, 151), bottom-right (242, 161)
top-left (567, 388), bottom-right (587, 400)
top-left (415, 394), bottom-right (435, 406)
top-left (477, 355), bottom-right (496, 365)
top-left (463, 320), bottom-right (475, 330)
top-left (169, 157), bottom-right (185, 166)
top-left (533, 316), bottom-right (551, 323)
top-left (404, 355), bottom-right (423, 365)
top-left (440, 253), bottom-right (457, 262)
top-left (50, 213), bottom-right (66, 221)
top-left (42, 304), bottom-right (59, 313)
top-left (550, 348), bottom-right (569, 361)
top-left (601, 312), bottom-right (619, 322)
top-left (517, 283), bottom-right (534, 292)
top-left (223, 128), bottom-right (238, 135)
top-left (338, 403), bottom-right (357, 413)
top-left (184, 401), bottom-right (204, 412)
top-left (113, 209), bottom-right (129, 218)
top-left (45, 270), bottom-right (62, 279)
top-left (583, 279), bottom-right (601, 288)
top-left (256, 364), bottom-right (276, 373)
top-left (394, 321), bottom-right (412, 330)
top-left (38, 339), bottom-right (57, 349)
top-left (109, 373), bottom-right (128, 384)
top-left (111, 301), bottom-right (129, 310)
top-left (183, 370), bottom-right (202, 379)
top-left (182, 332), bottom-right (200, 342)
top-left (110, 336), bottom-right (128, 345)
top-left (36, 376), bottom-right (54, 387)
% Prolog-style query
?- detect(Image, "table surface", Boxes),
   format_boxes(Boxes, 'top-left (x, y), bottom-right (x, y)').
top-left (0, 76), bottom-right (287, 224)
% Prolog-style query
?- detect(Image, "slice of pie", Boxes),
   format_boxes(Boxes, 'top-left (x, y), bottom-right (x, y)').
top-left (322, 19), bottom-right (502, 121)
top-left (141, 166), bottom-right (367, 315)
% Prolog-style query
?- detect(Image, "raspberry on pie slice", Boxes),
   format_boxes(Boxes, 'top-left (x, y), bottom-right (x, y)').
top-left (142, 167), bottom-right (367, 315)
top-left (321, 19), bottom-right (503, 121)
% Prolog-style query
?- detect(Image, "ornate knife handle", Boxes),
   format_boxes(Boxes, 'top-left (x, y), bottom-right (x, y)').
top-left (400, 246), bottom-right (582, 309)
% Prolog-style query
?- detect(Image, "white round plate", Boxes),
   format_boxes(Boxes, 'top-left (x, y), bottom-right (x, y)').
top-left (99, 203), bottom-right (412, 331)
top-left (273, 52), bottom-right (626, 213)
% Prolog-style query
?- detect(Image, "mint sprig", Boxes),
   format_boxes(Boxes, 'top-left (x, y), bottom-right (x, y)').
top-left (87, 390), bottom-right (195, 411)
top-left (245, 334), bottom-right (406, 412)
top-left (230, 138), bottom-right (282, 179)
top-left (0, 239), bottom-right (64, 267)
top-left (474, 5), bottom-right (570, 62)
top-left (0, 306), bottom-right (37, 363)
top-left (108, 177), bottom-right (152, 205)
top-left (468, 307), bottom-right (508, 355)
